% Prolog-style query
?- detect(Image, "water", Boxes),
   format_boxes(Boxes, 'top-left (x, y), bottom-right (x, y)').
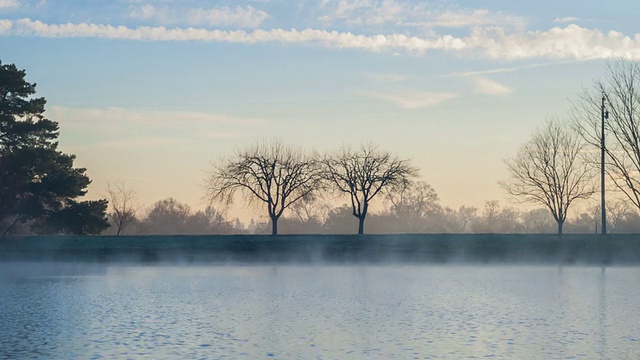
top-left (1, 264), bottom-right (639, 359)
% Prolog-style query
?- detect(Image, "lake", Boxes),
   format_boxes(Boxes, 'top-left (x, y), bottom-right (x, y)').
top-left (1, 263), bottom-right (639, 359)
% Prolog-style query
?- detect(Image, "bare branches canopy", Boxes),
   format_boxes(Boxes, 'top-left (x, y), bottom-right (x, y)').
top-left (205, 140), bottom-right (324, 235)
top-left (323, 143), bottom-right (418, 235)
top-left (501, 120), bottom-right (595, 235)
top-left (573, 59), bottom-right (640, 211)
top-left (106, 181), bottom-right (138, 235)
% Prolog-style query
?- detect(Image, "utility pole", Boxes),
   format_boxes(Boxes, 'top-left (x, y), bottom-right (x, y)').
top-left (601, 94), bottom-right (608, 235)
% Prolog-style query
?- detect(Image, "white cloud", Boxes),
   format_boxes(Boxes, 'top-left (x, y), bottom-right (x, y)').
top-left (129, 4), bottom-right (268, 28)
top-left (473, 77), bottom-right (512, 95)
top-left (423, 9), bottom-right (526, 30)
top-left (0, 19), bottom-right (12, 31)
top-left (449, 61), bottom-right (573, 77)
top-left (554, 17), bottom-right (579, 23)
top-left (467, 24), bottom-right (640, 60)
top-left (0, 0), bottom-right (19, 9)
top-left (0, 18), bottom-right (467, 51)
top-left (319, 1), bottom-right (525, 30)
top-left (372, 91), bottom-right (457, 109)
top-left (3, 19), bottom-right (640, 60)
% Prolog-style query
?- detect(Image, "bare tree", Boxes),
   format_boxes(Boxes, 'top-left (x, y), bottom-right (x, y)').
top-left (454, 206), bottom-right (478, 233)
top-left (106, 181), bottom-right (138, 235)
top-left (572, 59), bottom-right (640, 211)
top-left (289, 195), bottom-right (330, 224)
top-left (501, 120), bottom-right (596, 235)
top-left (323, 144), bottom-right (418, 235)
top-left (386, 180), bottom-right (443, 232)
top-left (606, 199), bottom-right (635, 232)
top-left (206, 140), bottom-right (324, 235)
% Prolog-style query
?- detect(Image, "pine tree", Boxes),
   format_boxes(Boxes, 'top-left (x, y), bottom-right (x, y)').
top-left (1, 60), bottom-right (108, 237)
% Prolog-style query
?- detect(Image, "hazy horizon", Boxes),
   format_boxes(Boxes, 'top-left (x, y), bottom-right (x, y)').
top-left (2, 0), bottom-right (638, 220)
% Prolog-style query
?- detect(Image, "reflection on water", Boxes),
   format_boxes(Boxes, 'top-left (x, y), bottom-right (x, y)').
top-left (1, 264), bottom-right (639, 359)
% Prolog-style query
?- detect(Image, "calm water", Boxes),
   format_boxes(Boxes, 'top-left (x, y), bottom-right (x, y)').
top-left (1, 264), bottom-right (639, 359)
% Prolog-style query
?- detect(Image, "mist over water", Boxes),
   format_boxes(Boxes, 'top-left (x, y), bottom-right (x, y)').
top-left (1, 263), bottom-right (639, 359)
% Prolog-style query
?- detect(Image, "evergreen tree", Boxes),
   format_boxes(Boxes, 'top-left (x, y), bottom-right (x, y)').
top-left (0, 60), bottom-right (108, 237)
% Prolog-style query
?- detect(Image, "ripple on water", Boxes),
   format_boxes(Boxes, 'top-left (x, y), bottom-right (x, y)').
top-left (0, 265), bottom-right (639, 359)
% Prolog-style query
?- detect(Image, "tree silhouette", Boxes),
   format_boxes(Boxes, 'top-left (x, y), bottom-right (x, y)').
top-left (573, 59), bottom-right (640, 212)
top-left (206, 140), bottom-right (324, 235)
top-left (501, 120), bottom-right (595, 235)
top-left (323, 144), bottom-right (417, 235)
top-left (0, 60), bottom-right (108, 237)
top-left (106, 181), bottom-right (138, 235)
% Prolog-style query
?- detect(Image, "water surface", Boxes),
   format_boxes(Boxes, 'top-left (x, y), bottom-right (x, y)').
top-left (1, 264), bottom-right (639, 359)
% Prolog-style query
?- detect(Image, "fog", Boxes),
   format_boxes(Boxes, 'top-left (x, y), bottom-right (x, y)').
top-left (2, 233), bottom-right (640, 268)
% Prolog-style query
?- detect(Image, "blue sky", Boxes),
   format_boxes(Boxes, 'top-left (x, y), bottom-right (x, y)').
top-left (1, 0), bottom-right (638, 219)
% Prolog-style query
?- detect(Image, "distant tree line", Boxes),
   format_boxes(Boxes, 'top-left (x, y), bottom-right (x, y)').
top-left (99, 191), bottom-right (640, 236)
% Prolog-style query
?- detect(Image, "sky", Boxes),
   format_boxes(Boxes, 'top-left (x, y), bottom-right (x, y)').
top-left (1, 0), bottom-right (639, 221)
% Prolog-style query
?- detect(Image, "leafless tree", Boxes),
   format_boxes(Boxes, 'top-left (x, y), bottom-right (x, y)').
top-left (605, 199), bottom-right (636, 232)
top-left (501, 120), bottom-right (596, 235)
top-left (106, 181), bottom-right (138, 235)
top-left (323, 143), bottom-right (418, 235)
top-left (386, 180), bottom-right (443, 232)
top-left (454, 206), bottom-right (478, 233)
top-left (572, 59), bottom-right (640, 212)
top-left (206, 140), bottom-right (325, 235)
top-left (289, 195), bottom-right (330, 224)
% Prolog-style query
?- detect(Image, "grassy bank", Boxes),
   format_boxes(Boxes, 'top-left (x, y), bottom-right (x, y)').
top-left (1, 234), bottom-right (639, 265)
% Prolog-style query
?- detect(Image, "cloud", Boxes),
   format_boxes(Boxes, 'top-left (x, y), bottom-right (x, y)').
top-left (129, 4), bottom-right (268, 28)
top-left (467, 24), bottom-right (640, 60)
top-left (473, 77), bottom-right (512, 95)
top-left (371, 91), bottom-right (457, 109)
top-left (3, 19), bottom-right (640, 60)
top-left (0, 18), bottom-right (467, 51)
top-left (319, 1), bottom-right (525, 30)
top-left (554, 17), bottom-right (579, 23)
top-left (426, 9), bottom-right (526, 29)
top-left (0, 19), bottom-right (11, 31)
top-left (0, 0), bottom-right (19, 9)
top-left (449, 61), bottom-right (574, 77)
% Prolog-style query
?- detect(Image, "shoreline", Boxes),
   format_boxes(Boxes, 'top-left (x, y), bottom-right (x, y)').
top-left (1, 234), bottom-right (639, 265)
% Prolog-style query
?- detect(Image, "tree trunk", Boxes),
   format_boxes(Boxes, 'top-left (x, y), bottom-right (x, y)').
top-left (271, 216), bottom-right (278, 236)
top-left (358, 216), bottom-right (365, 235)
top-left (557, 220), bottom-right (564, 236)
